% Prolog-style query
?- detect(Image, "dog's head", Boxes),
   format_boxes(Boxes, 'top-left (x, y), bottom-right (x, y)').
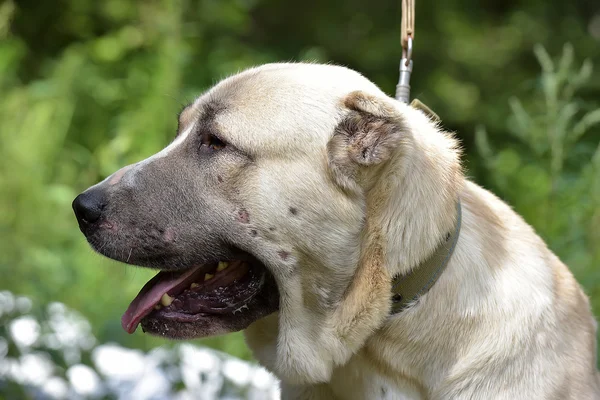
top-left (73, 63), bottom-right (426, 383)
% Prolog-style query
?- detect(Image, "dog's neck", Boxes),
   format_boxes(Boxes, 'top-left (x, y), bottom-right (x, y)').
top-left (366, 107), bottom-right (463, 278)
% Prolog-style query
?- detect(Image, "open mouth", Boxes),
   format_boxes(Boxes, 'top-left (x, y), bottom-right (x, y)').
top-left (122, 254), bottom-right (279, 339)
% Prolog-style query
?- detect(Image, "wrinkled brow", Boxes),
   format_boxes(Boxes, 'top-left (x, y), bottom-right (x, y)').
top-left (176, 100), bottom-right (227, 137)
top-left (176, 103), bottom-right (196, 135)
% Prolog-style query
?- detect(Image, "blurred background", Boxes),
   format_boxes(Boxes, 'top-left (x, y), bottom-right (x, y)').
top-left (0, 0), bottom-right (599, 398)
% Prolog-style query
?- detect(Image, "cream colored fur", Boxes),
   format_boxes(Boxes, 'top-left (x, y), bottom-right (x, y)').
top-left (193, 63), bottom-right (599, 399)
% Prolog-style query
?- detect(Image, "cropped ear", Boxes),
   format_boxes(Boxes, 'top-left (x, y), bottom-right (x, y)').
top-left (327, 91), bottom-right (408, 193)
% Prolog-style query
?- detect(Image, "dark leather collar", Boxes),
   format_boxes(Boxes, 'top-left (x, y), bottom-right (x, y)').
top-left (390, 200), bottom-right (462, 314)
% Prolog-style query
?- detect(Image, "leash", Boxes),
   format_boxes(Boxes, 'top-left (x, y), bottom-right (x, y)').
top-left (396, 0), bottom-right (415, 103)
top-left (395, 0), bottom-right (442, 122)
top-left (390, 0), bottom-right (461, 313)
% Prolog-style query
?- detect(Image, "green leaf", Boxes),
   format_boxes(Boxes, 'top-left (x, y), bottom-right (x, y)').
top-left (571, 109), bottom-right (600, 143)
top-left (534, 44), bottom-right (554, 73)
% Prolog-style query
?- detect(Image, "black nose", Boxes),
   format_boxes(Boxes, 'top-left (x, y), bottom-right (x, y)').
top-left (72, 189), bottom-right (106, 227)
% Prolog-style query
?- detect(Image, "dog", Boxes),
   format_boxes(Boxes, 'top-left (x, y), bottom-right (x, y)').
top-left (73, 63), bottom-right (600, 399)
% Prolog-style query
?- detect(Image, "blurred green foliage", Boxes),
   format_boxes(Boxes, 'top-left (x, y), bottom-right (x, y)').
top-left (476, 44), bottom-right (600, 294)
top-left (0, 0), bottom-right (598, 361)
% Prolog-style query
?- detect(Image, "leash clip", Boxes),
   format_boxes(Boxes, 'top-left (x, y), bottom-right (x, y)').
top-left (396, 36), bottom-right (413, 104)
top-left (404, 35), bottom-right (413, 66)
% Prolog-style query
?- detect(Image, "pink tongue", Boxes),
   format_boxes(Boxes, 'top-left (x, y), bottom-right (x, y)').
top-left (121, 266), bottom-right (203, 334)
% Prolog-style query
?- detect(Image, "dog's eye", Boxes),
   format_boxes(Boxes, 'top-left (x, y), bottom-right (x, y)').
top-left (199, 132), bottom-right (226, 152)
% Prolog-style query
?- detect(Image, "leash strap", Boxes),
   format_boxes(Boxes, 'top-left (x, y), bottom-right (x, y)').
top-left (401, 0), bottom-right (415, 50)
top-left (390, 201), bottom-right (462, 314)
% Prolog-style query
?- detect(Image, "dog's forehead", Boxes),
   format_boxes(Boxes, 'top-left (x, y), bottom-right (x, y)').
top-left (185, 64), bottom-right (385, 156)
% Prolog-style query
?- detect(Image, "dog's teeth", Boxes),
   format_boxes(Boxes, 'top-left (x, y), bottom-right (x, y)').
top-left (154, 305), bottom-right (162, 310)
top-left (204, 273), bottom-right (214, 281)
top-left (217, 261), bottom-right (229, 272)
top-left (160, 293), bottom-right (173, 306)
top-left (190, 282), bottom-right (200, 289)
